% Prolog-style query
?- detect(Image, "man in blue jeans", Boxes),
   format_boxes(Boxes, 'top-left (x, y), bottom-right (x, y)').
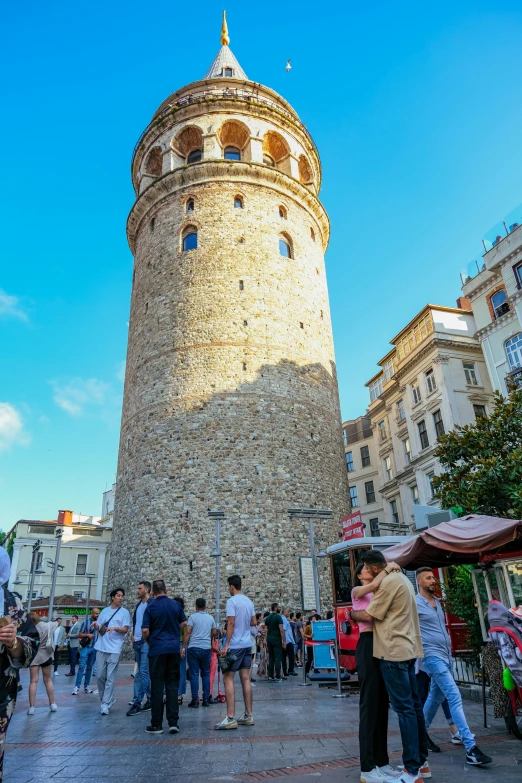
top-left (350, 551), bottom-right (428, 783)
top-left (71, 607), bottom-right (100, 695)
top-left (182, 597), bottom-right (217, 707)
top-left (416, 567), bottom-right (492, 766)
top-left (127, 580), bottom-right (153, 716)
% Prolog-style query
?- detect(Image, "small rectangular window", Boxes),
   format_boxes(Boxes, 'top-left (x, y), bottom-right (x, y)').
top-left (369, 518), bottom-right (380, 536)
top-left (463, 362), bottom-right (479, 386)
top-left (76, 554), bottom-right (88, 576)
top-left (473, 404), bottom-right (487, 420)
top-left (425, 368), bottom-right (437, 394)
top-left (36, 552), bottom-right (43, 570)
top-left (345, 452), bottom-right (354, 472)
top-left (427, 471), bottom-right (436, 498)
top-left (515, 262), bottom-right (522, 289)
top-left (397, 399), bottom-right (406, 421)
top-left (239, 280), bottom-right (244, 290)
top-left (365, 480), bottom-right (376, 504)
top-left (349, 486), bottom-right (358, 508)
top-left (418, 420), bottom-right (429, 449)
top-left (384, 455), bottom-right (392, 482)
top-left (360, 445), bottom-right (371, 467)
top-left (390, 499), bottom-right (400, 525)
top-left (411, 381), bottom-right (422, 405)
top-left (378, 420), bottom-right (387, 442)
top-left (433, 409), bottom-right (445, 438)
top-left (73, 590), bottom-right (84, 599)
top-left (411, 485), bottom-right (420, 505)
top-left (403, 437), bottom-right (411, 464)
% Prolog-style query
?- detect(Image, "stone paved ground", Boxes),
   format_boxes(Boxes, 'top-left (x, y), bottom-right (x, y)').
top-left (7, 663), bottom-right (522, 782)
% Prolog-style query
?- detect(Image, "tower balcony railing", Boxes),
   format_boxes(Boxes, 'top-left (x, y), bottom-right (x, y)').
top-left (133, 86), bottom-right (316, 161)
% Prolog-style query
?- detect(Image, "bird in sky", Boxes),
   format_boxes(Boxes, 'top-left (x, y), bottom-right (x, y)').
top-left (286, 59), bottom-right (292, 72)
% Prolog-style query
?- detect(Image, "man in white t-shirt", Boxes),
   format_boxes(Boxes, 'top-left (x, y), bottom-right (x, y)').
top-left (93, 587), bottom-right (131, 715)
top-left (215, 575), bottom-right (256, 731)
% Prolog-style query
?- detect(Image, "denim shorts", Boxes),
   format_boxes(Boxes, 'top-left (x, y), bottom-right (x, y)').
top-left (228, 647), bottom-right (252, 671)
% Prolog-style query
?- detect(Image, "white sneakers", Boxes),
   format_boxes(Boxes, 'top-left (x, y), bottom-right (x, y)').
top-left (72, 686), bottom-right (80, 695)
top-left (361, 768), bottom-right (402, 783)
top-left (27, 707), bottom-right (35, 715)
top-left (100, 705), bottom-right (110, 715)
top-left (378, 766), bottom-right (403, 779)
top-left (49, 703), bottom-right (58, 712)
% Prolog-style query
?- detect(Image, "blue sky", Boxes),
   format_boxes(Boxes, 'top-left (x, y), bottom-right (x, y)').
top-left (2, 1), bottom-right (522, 526)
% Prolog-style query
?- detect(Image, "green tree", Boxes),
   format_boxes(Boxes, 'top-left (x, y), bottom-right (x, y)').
top-left (433, 387), bottom-right (522, 518)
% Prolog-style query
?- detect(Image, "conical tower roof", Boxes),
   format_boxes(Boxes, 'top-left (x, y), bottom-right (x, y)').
top-left (203, 11), bottom-right (248, 80)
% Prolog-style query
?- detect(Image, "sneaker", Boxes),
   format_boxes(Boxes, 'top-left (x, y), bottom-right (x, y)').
top-left (141, 700), bottom-right (151, 711)
top-left (396, 775), bottom-right (422, 783)
top-left (49, 703), bottom-right (58, 712)
top-left (426, 734), bottom-right (440, 753)
top-left (145, 724), bottom-right (163, 734)
top-left (378, 765), bottom-right (403, 778)
top-left (250, 678), bottom-right (256, 683)
top-left (84, 687), bottom-right (94, 694)
top-left (419, 763), bottom-right (431, 779)
top-left (27, 707), bottom-right (35, 715)
top-left (92, 689), bottom-right (98, 695)
top-left (65, 672), bottom-right (75, 677)
top-left (126, 705), bottom-right (141, 716)
top-left (100, 705), bottom-right (110, 715)
top-left (169, 722), bottom-right (179, 733)
top-left (465, 746), bottom-right (492, 766)
top-left (451, 732), bottom-right (463, 744)
top-left (361, 769), bottom-right (399, 783)
top-left (131, 672), bottom-right (135, 678)
top-left (289, 671), bottom-right (298, 676)
top-left (214, 716), bottom-right (238, 730)
top-left (54, 671), bottom-right (59, 676)
top-left (268, 677), bottom-right (276, 682)
top-left (71, 686), bottom-right (80, 696)
top-left (237, 713), bottom-right (254, 725)
top-left (128, 700), bottom-right (134, 705)
top-left (274, 677), bottom-right (282, 682)
top-left (188, 699), bottom-right (199, 708)
top-left (201, 699), bottom-right (210, 707)
top-left (281, 676), bottom-right (288, 680)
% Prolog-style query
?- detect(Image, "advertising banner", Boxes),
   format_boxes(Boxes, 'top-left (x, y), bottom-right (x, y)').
top-left (341, 511), bottom-right (364, 541)
top-left (299, 557), bottom-right (316, 610)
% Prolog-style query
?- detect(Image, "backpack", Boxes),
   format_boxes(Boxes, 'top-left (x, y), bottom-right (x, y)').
top-left (44, 621), bottom-right (58, 654)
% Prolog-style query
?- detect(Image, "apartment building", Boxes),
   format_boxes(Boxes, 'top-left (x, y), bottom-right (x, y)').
top-left (342, 416), bottom-right (384, 536)
top-left (364, 303), bottom-right (494, 532)
top-left (461, 219), bottom-right (522, 392)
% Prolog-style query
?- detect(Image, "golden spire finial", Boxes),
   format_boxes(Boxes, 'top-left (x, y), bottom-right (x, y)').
top-left (220, 10), bottom-right (230, 46)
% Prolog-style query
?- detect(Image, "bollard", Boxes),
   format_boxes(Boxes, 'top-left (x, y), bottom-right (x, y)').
top-left (332, 640), bottom-right (349, 698)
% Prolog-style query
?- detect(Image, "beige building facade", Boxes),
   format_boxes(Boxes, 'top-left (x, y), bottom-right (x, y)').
top-left (110, 19), bottom-right (350, 609)
top-left (364, 304), bottom-right (495, 533)
top-left (462, 221), bottom-right (522, 392)
top-left (342, 416), bottom-right (384, 536)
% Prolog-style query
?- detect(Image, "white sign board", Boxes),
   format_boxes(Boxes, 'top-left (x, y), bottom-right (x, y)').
top-left (299, 556), bottom-right (316, 611)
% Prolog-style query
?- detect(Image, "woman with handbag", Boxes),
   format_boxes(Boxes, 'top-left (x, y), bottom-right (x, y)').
top-left (27, 613), bottom-right (58, 714)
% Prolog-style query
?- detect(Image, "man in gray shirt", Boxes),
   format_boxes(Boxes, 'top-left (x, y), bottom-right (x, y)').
top-left (181, 598), bottom-right (217, 707)
top-left (416, 567), bottom-right (492, 767)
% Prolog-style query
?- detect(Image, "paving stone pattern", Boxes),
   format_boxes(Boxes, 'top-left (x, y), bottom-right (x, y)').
top-left (8, 662), bottom-right (522, 782)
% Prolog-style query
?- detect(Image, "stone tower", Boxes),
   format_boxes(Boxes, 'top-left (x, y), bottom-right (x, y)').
top-left (110, 15), bottom-right (350, 611)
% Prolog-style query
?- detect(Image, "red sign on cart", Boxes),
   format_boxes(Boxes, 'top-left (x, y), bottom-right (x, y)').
top-left (341, 511), bottom-right (364, 541)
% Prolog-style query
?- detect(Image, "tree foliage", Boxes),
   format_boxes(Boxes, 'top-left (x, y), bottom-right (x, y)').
top-left (441, 565), bottom-right (483, 663)
top-left (433, 387), bottom-right (522, 519)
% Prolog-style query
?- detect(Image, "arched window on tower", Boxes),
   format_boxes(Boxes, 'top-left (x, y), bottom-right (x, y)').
top-left (144, 147), bottom-right (163, 177)
top-left (186, 198), bottom-right (195, 212)
top-left (187, 149), bottom-right (202, 164)
top-left (279, 205), bottom-right (287, 219)
top-left (234, 196), bottom-right (243, 209)
top-left (224, 67), bottom-right (233, 77)
top-left (182, 226), bottom-right (198, 252)
top-left (310, 227), bottom-right (315, 241)
top-left (224, 146), bottom-right (241, 161)
top-left (279, 234), bottom-right (293, 259)
top-left (263, 154), bottom-right (275, 167)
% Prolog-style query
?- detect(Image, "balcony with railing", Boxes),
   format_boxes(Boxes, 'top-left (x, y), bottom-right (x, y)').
top-left (461, 204), bottom-right (522, 288)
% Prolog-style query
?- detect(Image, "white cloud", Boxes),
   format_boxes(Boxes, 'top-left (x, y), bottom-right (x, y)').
top-left (51, 378), bottom-right (109, 416)
top-left (0, 290), bottom-right (28, 321)
top-left (0, 403), bottom-right (29, 452)
top-left (116, 360), bottom-right (126, 383)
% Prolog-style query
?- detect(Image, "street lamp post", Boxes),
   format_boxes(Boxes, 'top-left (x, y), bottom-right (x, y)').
top-left (208, 510), bottom-right (224, 628)
top-left (287, 508), bottom-right (332, 616)
top-left (47, 528), bottom-right (63, 619)
top-left (78, 573), bottom-right (96, 619)
top-left (27, 539), bottom-right (44, 613)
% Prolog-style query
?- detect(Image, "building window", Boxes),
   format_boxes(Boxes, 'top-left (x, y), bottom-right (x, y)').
top-left (369, 377), bottom-right (383, 402)
top-left (425, 368), bottom-right (436, 394)
top-left (411, 485), bottom-right (420, 505)
top-left (384, 456), bottom-right (392, 481)
top-left (36, 551), bottom-right (43, 570)
top-left (418, 419), bottom-right (429, 449)
top-left (186, 198), bottom-right (195, 212)
top-left (383, 359), bottom-right (395, 382)
top-left (239, 280), bottom-right (244, 290)
top-left (76, 554), bottom-right (88, 576)
top-left (182, 228), bottom-right (198, 251)
top-left (150, 217), bottom-right (155, 232)
top-left (473, 404), bottom-right (487, 419)
top-left (263, 154), bottom-right (275, 167)
top-left (342, 428), bottom-right (347, 447)
top-left (378, 420), bottom-right (387, 442)
top-left (403, 437), bottom-right (411, 464)
top-left (27, 590), bottom-right (38, 600)
top-left (187, 149), bottom-right (202, 164)
top-left (365, 480), bottom-right (376, 504)
top-left (224, 67), bottom-right (233, 77)
top-left (350, 486), bottom-right (359, 508)
top-left (463, 362), bottom-right (478, 386)
top-left (506, 333), bottom-right (522, 369)
top-left (369, 518), bottom-right (380, 536)
top-left (411, 381), bottom-right (422, 405)
top-left (346, 452), bottom-right (354, 472)
top-left (397, 399), bottom-right (406, 421)
top-left (234, 196), bottom-right (243, 209)
top-left (279, 238), bottom-right (292, 258)
top-left (360, 445), bottom-right (371, 467)
top-left (390, 499), bottom-right (400, 526)
top-left (515, 262), bottom-right (522, 289)
top-left (224, 146), bottom-right (241, 161)
top-left (396, 313), bottom-right (434, 361)
top-left (433, 409), bottom-right (445, 438)
top-left (73, 590), bottom-right (84, 599)
top-left (310, 227), bottom-right (315, 241)
top-left (279, 205), bottom-right (287, 219)
top-left (491, 289), bottom-right (510, 319)
top-left (427, 471), bottom-right (436, 498)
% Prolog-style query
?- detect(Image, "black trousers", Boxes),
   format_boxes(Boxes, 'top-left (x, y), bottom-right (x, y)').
top-left (282, 643), bottom-right (295, 675)
top-left (149, 653), bottom-right (180, 728)
top-left (356, 632), bottom-right (389, 772)
top-left (267, 641), bottom-right (282, 678)
top-left (53, 649), bottom-right (60, 672)
top-left (305, 643), bottom-right (314, 674)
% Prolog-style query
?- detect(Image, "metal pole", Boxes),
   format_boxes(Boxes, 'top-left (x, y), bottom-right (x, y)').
top-left (332, 639), bottom-right (349, 698)
top-left (27, 541), bottom-right (40, 614)
top-left (308, 517), bottom-right (321, 616)
top-left (47, 529), bottom-right (63, 619)
top-left (215, 516), bottom-right (221, 628)
top-left (85, 576), bottom-right (92, 620)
